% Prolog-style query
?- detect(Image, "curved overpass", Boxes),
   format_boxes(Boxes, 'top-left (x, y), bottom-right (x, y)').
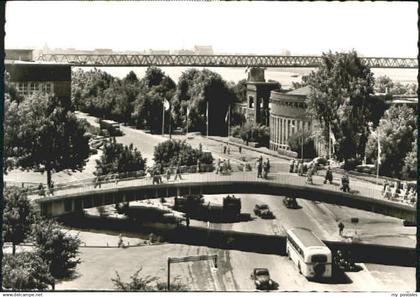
top-left (35, 172), bottom-right (416, 222)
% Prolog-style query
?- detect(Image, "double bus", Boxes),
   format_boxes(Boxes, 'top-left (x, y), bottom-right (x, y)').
top-left (286, 227), bottom-right (332, 279)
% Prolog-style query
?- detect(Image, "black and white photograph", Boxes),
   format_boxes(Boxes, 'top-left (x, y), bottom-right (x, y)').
top-left (2, 1), bottom-right (418, 293)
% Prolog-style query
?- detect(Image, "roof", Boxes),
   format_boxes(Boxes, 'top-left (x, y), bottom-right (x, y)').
top-left (286, 85), bottom-right (312, 96)
top-left (288, 227), bottom-right (325, 248)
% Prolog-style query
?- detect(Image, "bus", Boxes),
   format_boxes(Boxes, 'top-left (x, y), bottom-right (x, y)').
top-left (286, 227), bottom-right (332, 279)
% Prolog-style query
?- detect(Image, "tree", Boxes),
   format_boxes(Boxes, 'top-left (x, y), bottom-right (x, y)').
top-left (2, 187), bottom-right (35, 255)
top-left (4, 92), bottom-right (91, 187)
top-left (153, 139), bottom-right (213, 170)
top-left (402, 130), bottom-right (417, 179)
top-left (95, 138), bottom-right (147, 176)
top-left (365, 105), bottom-right (416, 178)
top-left (2, 252), bottom-right (54, 291)
top-left (236, 122), bottom-right (270, 148)
top-left (287, 130), bottom-right (317, 159)
top-left (174, 69), bottom-right (235, 136)
top-left (305, 50), bottom-right (375, 169)
top-left (32, 220), bottom-right (81, 278)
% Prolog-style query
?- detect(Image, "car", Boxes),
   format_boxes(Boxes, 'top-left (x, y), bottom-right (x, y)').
top-left (250, 268), bottom-right (274, 290)
top-left (283, 197), bottom-right (299, 209)
top-left (254, 204), bottom-right (275, 219)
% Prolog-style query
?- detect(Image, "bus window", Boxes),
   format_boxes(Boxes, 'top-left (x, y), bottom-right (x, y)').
top-left (311, 255), bottom-right (327, 263)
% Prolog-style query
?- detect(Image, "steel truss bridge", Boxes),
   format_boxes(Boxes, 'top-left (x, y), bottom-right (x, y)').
top-left (36, 54), bottom-right (418, 68)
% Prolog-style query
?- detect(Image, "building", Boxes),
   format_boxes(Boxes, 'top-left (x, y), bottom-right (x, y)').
top-left (5, 49), bottom-right (72, 103)
top-left (245, 68), bottom-right (280, 125)
top-left (5, 49), bottom-right (33, 61)
top-left (194, 45), bottom-right (214, 55)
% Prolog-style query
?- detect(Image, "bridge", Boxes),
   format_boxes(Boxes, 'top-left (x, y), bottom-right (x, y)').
top-left (35, 54), bottom-right (418, 68)
top-left (32, 170), bottom-right (416, 222)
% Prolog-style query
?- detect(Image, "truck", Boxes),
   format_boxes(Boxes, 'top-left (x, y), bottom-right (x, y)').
top-left (173, 194), bottom-right (241, 221)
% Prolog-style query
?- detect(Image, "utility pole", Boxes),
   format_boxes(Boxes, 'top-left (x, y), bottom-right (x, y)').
top-left (162, 101), bottom-right (165, 136)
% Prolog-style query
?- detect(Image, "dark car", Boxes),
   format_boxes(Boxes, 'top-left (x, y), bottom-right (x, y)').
top-left (254, 204), bottom-right (275, 219)
top-left (251, 268), bottom-right (274, 290)
top-left (283, 197), bottom-right (299, 209)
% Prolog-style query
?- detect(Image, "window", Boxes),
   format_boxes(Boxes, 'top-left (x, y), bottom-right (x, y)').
top-left (311, 255), bottom-right (327, 263)
top-left (249, 96), bottom-right (254, 108)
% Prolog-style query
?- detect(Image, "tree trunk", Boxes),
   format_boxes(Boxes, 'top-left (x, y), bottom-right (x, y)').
top-left (12, 243), bottom-right (16, 255)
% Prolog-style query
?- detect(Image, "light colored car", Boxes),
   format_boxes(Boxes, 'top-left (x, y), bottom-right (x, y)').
top-left (251, 268), bottom-right (274, 290)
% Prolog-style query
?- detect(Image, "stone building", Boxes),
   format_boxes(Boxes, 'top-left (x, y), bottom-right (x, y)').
top-left (269, 86), bottom-right (327, 156)
top-left (245, 68), bottom-right (279, 125)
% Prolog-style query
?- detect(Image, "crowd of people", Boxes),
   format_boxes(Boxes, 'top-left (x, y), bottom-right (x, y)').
top-left (382, 180), bottom-right (416, 205)
top-left (256, 156), bottom-right (270, 179)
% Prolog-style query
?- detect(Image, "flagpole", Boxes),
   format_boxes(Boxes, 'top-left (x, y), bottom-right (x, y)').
top-left (186, 107), bottom-right (188, 137)
top-left (377, 129), bottom-right (380, 180)
top-left (162, 100), bottom-right (165, 136)
top-left (206, 101), bottom-right (209, 138)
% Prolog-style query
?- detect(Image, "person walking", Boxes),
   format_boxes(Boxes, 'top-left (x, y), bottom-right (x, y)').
top-left (298, 161), bottom-right (303, 176)
top-left (257, 159), bottom-right (262, 178)
top-left (338, 222), bottom-right (345, 236)
top-left (197, 159), bottom-right (201, 173)
top-left (223, 145), bottom-right (227, 154)
top-left (38, 183), bottom-right (46, 197)
top-left (324, 166), bottom-right (333, 184)
top-left (174, 164), bottom-right (182, 180)
top-left (341, 173), bottom-right (350, 192)
top-left (166, 167), bottom-right (171, 181)
top-left (227, 146), bottom-right (230, 155)
top-left (289, 159), bottom-right (295, 173)
top-left (186, 216), bottom-right (190, 227)
top-left (239, 146), bottom-right (242, 154)
top-left (216, 158), bottom-right (221, 174)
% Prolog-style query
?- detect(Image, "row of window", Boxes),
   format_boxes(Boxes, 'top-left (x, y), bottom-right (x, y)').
top-left (12, 81), bottom-right (54, 96)
top-left (287, 235), bottom-right (304, 258)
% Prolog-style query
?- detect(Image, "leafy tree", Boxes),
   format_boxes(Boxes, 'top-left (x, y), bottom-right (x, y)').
top-left (365, 105), bottom-right (416, 178)
top-left (4, 71), bottom-right (24, 104)
top-left (153, 139), bottom-right (213, 170)
top-left (287, 130), bottom-right (317, 159)
top-left (4, 92), bottom-right (90, 187)
top-left (95, 138), bottom-right (147, 176)
top-left (402, 129), bottom-right (417, 179)
top-left (174, 69), bottom-right (235, 136)
top-left (231, 79), bottom-right (248, 103)
top-left (2, 187), bottom-right (35, 255)
top-left (32, 220), bottom-right (81, 279)
top-left (305, 50), bottom-right (375, 169)
top-left (2, 252), bottom-right (54, 291)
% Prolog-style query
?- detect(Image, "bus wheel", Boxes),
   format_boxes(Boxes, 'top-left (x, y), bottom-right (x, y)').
top-left (298, 263), bottom-right (302, 274)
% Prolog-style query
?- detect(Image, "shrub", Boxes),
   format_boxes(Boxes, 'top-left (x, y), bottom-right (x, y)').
top-left (237, 123), bottom-right (270, 148)
top-left (153, 139), bottom-right (214, 170)
top-left (287, 130), bottom-right (317, 159)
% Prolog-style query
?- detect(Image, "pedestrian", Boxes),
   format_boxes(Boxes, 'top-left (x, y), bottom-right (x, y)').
top-left (118, 234), bottom-right (123, 248)
top-left (263, 161), bottom-right (269, 179)
top-left (324, 166), bottom-right (333, 184)
top-left (199, 143), bottom-right (203, 152)
top-left (227, 146), bottom-right (230, 155)
top-left (223, 145), bottom-right (227, 154)
top-left (383, 179), bottom-right (389, 195)
top-left (174, 164), bottom-right (182, 180)
top-left (38, 183), bottom-right (45, 197)
top-left (186, 216), bottom-right (190, 227)
top-left (338, 222), bottom-right (345, 236)
top-left (306, 167), bottom-right (313, 184)
top-left (166, 167), bottom-right (171, 181)
top-left (289, 159), bottom-right (295, 173)
top-left (197, 159), bottom-right (201, 173)
top-left (266, 158), bottom-right (270, 173)
top-left (216, 158), bottom-right (221, 174)
top-left (257, 159), bottom-right (262, 178)
top-left (49, 181), bottom-right (55, 196)
top-left (298, 161), bottom-right (303, 176)
top-left (341, 173), bottom-right (350, 192)
top-left (239, 146), bottom-right (242, 154)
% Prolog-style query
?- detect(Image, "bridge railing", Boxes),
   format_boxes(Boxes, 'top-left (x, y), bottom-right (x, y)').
top-left (29, 163), bottom-right (416, 208)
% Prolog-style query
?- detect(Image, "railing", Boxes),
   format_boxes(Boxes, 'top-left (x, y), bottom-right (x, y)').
top-left (28, 163), bottom-right (416, 208)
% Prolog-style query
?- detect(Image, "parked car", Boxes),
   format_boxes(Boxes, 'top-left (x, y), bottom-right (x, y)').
top-left (254, 204), bottom-right (275, 219)
top-left (283, 197), bottom-right (299, 209)
top-left (250, 268), bottom-right (274, 290)
top-left (355, 164), bottom-right (376, 174)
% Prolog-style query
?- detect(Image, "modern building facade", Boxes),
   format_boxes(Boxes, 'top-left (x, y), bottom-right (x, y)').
top-left (6, 50), bottom-right (72, 103)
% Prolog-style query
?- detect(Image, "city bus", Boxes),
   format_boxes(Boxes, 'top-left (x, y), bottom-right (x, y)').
top-left (286, 227), bottom-right (332, 279)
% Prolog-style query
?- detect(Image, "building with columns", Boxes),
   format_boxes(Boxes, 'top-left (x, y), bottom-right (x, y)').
top-left (269, 86), bottom-right (326, 156)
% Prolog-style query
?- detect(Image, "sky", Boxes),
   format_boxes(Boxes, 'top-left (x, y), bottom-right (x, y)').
top-left (4, 1), bottom-right (418, 57)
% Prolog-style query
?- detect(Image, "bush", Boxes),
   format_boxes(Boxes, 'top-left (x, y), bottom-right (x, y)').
top-left (153, 139), bottom-right (214, 170)
top-left (233, 123), bottom-right (270, 148)
top-left (2, 252), bottom-right (54, 291)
